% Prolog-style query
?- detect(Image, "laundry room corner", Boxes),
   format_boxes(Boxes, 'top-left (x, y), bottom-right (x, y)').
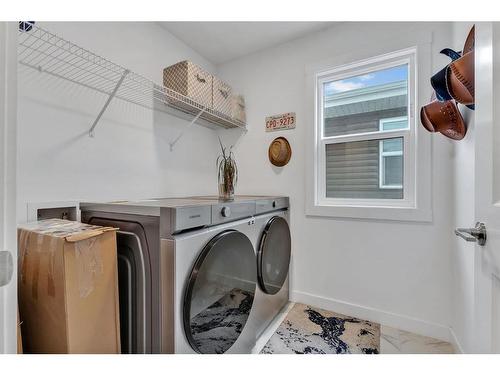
top-left (4, 4), bottom-right (500, 365)
top-left (215, 22), bottom-right (457, 341)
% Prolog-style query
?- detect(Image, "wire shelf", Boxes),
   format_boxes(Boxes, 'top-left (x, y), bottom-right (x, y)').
top-left (18, 24), bottom-right (247, 136)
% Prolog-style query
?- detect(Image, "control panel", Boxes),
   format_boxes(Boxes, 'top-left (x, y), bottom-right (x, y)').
top-left (212, 202), bottom-right (256, 225)
top-left (221, 206), bottom-right (231, 218)
top-left (255, 197), bottom-right (289, 214)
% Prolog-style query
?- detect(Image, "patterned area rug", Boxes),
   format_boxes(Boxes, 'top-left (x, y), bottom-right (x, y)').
top-left (261, 303), bottom-right (380, 354)
top-left (190, 288), bottom-right (254, 354)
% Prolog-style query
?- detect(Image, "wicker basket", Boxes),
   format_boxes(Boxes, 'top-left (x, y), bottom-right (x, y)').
top-left (213, 77), bottom-right (233, 117)
top-left (230, 94), bottom-right (246, 123)
top-left (163, 61), bottom-right (212, 110)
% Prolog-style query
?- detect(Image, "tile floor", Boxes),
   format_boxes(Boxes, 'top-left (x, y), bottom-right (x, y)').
top-left (255, 302), bottom-right (455, 354)
top-left (380, 325), bottom-right (454, 354)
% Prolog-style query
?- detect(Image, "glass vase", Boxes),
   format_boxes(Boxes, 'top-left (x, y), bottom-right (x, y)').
top-left (218, 163), bottom-right (235, 201)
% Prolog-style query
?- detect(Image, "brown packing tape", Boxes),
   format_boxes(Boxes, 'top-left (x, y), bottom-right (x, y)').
top-left (74, 236), bottom-right (104, 298)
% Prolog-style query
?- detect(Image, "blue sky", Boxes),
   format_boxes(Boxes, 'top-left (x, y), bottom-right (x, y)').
top-left (325, 64), bottom-right (408, 95)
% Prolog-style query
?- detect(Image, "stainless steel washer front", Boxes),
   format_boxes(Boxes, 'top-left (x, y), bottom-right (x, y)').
top-left (257, 216), bottom-right (291, 295)
top-left (183, 230), bottom-right (257, 354)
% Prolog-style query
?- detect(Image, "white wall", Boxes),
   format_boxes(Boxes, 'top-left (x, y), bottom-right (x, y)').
top-left (17, 22), bottom-right (223, 223)
top-left (217, 22), bottom-right (456, 338)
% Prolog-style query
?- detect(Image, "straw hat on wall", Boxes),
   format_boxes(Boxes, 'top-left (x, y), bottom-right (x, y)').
top-left (268, 137), bottom-right (292, 167)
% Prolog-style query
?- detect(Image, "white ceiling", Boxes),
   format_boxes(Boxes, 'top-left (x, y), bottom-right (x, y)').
top-left (159, 22), bottom-right (334, 65)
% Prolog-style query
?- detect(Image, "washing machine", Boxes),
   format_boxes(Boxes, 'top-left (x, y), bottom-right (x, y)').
top-left (189, 196), bottom-right (291, 343)
top-left (80, 196), bottom-right (290, 354)
top-left (252, 203), bottom-right (291, 340)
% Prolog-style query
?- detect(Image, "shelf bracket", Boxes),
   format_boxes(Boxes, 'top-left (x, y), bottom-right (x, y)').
top-left (89, 69), bottom-right (130, 137)
top-left (169, 107), bottom-right (206, 151)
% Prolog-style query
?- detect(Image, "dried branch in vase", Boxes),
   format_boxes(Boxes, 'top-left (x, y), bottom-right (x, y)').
top-left (217, 137), bottom-right (238, 201)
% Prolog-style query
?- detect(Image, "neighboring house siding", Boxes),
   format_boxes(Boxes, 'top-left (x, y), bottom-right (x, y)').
top-left (324, 93), bottom-right (407, 119)
top-left (325, 107), bottom-right (405, 199)
top-left (324, 107), bottom-right (407, 137)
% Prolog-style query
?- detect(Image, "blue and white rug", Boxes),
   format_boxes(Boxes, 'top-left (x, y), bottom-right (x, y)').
top-left (190, 289), bottom-right (254, 354)
top-left (261, 303), bottom-right (380, 354)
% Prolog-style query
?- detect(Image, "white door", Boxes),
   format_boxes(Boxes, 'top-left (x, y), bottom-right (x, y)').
top-left (0, 21), bottom-right (17, 354)
top-left (462, 22), bottom-right (500, 353)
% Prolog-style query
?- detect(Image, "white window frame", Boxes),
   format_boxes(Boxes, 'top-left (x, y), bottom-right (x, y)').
top-left (378, 117), bottom-right (407, 189)
top-left (305, 46), bottom-right (433, 222)
top-left (379, 116), bottom-right (409, 131)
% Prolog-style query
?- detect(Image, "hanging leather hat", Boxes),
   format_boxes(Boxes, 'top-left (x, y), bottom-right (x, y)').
top-left (430, 25), bottom-right (475, 109)
top-left (446, 50), bottom-right (475, 105)
top-left (431, 48), bottom-right (462, 102)
top-left (420, 99), bottom-right (466, 140)
top-left (445, 25), bottom-right (475, 106)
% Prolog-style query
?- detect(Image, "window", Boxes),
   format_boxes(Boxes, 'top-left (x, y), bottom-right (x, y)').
top-left (307, 48), bottom-right (432, 221)
top-left (379, 117), bottom-right (406, 189)
top-left (319, 59), bottom-right (411, 201)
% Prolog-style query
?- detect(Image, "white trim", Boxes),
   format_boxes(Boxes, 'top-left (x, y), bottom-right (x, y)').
top-left (0, 22), bottom-right (17, 354)
top-left (323, 128), bottom-right (407, 143)
top-left (314, 47), bottom-right (416, 82)
top-left (306, 44), bottom-right (433, 222)
top-left (379, 151), bottom-right (404, 189)
top-left (379, 116), bottom-right (409, 131)
top-left (290, 290), bottom-right (452, 343)
top-left (472, 21), bottom-right (498, 354)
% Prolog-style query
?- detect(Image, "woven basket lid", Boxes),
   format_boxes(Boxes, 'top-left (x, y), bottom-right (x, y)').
top-left (268, 137), bottom-right (292, 167)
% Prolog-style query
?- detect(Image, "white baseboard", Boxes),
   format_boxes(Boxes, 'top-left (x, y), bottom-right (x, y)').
top-left (291, 290), bottom-right (452, 343)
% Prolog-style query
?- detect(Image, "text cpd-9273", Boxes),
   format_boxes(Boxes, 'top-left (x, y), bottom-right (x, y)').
top-left (265, 112), bottom-right (296, 132)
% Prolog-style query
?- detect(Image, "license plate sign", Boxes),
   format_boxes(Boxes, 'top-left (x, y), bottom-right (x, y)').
top-left (265, 112), bottom-right (296, 132)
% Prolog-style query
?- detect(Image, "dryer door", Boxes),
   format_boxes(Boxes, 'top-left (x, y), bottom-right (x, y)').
top-left (257, 216), bottom-right (291, 295)
top-left (183, 230), bottom-right (257, 354)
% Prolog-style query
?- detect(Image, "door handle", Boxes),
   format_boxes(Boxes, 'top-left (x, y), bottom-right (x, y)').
top-left (455, 222), bottom-right (487, 246)
top-left (0, 250), bottom-right (14, 287)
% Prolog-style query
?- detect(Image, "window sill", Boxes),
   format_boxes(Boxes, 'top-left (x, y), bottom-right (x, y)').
top-left (305, 202), bottom-right (432, 222)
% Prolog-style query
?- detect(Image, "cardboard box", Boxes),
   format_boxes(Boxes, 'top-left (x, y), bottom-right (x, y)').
top-left (18, 219), bottom-right (120, 354)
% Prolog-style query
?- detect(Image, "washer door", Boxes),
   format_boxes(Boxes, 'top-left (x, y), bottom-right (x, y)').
top-left (257, 216), bottom-right (291, 295)
top-left (183, 230), bottom-right (257, 354)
